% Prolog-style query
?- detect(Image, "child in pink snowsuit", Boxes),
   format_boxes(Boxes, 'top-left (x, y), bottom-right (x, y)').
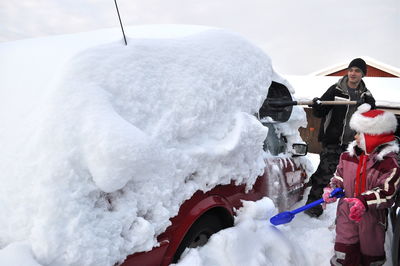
top-left (324, 103), bottom-right (400, 266)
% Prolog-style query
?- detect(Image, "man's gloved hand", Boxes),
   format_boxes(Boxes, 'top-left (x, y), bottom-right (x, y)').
top-left (322, 187), bottom-right (337, 209)
top-left (344, 198), bottom-right (366, 222)
top-left (308, 97), bottom-right (321, 108)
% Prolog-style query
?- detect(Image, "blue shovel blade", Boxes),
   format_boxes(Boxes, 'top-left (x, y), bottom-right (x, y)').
top-left (270, 211), bottom-right (295, 225)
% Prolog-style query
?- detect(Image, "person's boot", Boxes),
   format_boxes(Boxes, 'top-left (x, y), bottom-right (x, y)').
top-left (331, 243), bottom-right (361, 266)
top-left (361, 254), bottom-right (386, 266)
top-left (304, 198), bottom-right (323, 217)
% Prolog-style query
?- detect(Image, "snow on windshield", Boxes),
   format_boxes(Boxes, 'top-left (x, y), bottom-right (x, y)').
top-left (0, 25), bottom-right (310, 266)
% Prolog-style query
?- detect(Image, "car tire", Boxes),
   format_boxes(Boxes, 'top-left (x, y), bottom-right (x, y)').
top-left (393, 212), bottom-right (400, 266)
top-left (172, 213), bottom-right (227, 263)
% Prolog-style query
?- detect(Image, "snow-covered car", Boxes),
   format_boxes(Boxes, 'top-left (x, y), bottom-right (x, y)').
top-left (0, 25), bottom-right (312, 266)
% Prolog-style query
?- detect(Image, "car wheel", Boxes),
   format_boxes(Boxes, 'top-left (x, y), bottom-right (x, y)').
top-left (392, 212), bottom-right (400, 266)
top-left (172, 213), bottom-right (227, 263)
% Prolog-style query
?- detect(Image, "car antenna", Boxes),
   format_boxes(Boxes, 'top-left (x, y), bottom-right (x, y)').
top-left (114, 0), bottom-right (127, 45)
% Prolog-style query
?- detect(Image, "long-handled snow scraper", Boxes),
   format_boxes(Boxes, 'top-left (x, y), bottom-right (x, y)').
top-left (259, 82), bottom-right (358, 122)
top-left (269, 188), bottom-right (345, 226)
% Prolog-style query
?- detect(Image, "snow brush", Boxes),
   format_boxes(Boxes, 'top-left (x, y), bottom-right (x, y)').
top-left (269, 188), bottom-right (345, 226)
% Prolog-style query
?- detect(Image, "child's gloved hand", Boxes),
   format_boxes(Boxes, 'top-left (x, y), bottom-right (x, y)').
top-left (322, 187), bottom-right (337, 209)
top-left (322, 187), bottom-right (338, 203)
top-left (344, 198), bottom-right (366, 222)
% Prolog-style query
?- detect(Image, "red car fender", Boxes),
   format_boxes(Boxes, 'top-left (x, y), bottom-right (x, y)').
top-left (122, 239), bottom-right (170, 266)
top-left (160, 193), bottom-right (234, 265)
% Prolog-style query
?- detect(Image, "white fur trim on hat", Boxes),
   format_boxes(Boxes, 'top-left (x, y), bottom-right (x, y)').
top-left (350, 103), bottom-right (398, 135)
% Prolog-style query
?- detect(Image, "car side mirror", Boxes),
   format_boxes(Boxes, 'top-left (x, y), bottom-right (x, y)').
top-left (292, 143), bottom-right (308, 157)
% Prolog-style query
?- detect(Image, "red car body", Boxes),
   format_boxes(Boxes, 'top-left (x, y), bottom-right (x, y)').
top-left (121, 157), bottom-right (307, 266)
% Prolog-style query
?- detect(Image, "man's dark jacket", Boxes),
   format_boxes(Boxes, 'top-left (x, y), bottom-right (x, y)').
top-left (313, 76), bottom-right (375, 146)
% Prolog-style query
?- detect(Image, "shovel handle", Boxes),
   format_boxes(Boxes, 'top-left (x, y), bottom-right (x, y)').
top-left (297, 100), bottom-right (358, 105)
top-left (267, 100), bottom-right (358, 107)
top-left (290, 188), bottom-right (345, 215)
top-left (291, 198), bottom-right (324, 215)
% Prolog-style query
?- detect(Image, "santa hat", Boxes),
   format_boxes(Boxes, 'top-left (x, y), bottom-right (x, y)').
top-left (350, 104), bottom-right (397, 135)
top-left (350, 103), bottom-right (398, 153)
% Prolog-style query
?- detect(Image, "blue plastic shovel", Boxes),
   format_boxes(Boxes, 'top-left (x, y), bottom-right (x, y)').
top-left (270, 188), bottom-right (345, 226)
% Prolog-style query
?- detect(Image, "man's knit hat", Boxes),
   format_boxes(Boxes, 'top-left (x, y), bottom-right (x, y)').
top-left (350, 103), bottom-right (397, 153)
top-left (348, 58), bottom-right (367, 76)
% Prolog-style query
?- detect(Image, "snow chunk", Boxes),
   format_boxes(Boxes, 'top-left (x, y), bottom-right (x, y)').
top-left (0, 242), bottom-right (42, 266)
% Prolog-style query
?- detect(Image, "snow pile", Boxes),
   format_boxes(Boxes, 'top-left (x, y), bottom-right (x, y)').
top-left (176, 197), bottom-right (308, 266)
top-left (0, 242), bottom-right (42, 266)
top-left (0, 26), bottom-right (283, 266)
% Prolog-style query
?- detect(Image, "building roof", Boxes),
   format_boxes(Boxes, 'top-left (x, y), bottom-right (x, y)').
top-left (309, 56), bottom-right (400, 77)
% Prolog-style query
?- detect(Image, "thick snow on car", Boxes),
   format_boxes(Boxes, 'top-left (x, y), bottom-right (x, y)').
top-left (0, 25), bottom-right (312, 266)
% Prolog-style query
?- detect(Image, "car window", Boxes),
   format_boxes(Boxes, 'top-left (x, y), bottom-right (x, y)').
top-left (262, 123), bottom-right (287, 155)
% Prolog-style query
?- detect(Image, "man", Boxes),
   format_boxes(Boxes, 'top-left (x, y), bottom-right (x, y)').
top-left (305, 58), bottom-right (376, 218)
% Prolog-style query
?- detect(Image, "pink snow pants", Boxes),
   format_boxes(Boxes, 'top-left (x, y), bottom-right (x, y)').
top-left (331, 199), bottom-right (386, 266)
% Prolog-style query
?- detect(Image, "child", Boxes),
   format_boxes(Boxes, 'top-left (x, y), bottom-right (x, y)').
top-left (323, 103), bottom-right (400, 266)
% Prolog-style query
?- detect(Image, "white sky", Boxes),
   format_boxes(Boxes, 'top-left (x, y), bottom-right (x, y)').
top-left (1, 0), bottom-right (399, 75)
